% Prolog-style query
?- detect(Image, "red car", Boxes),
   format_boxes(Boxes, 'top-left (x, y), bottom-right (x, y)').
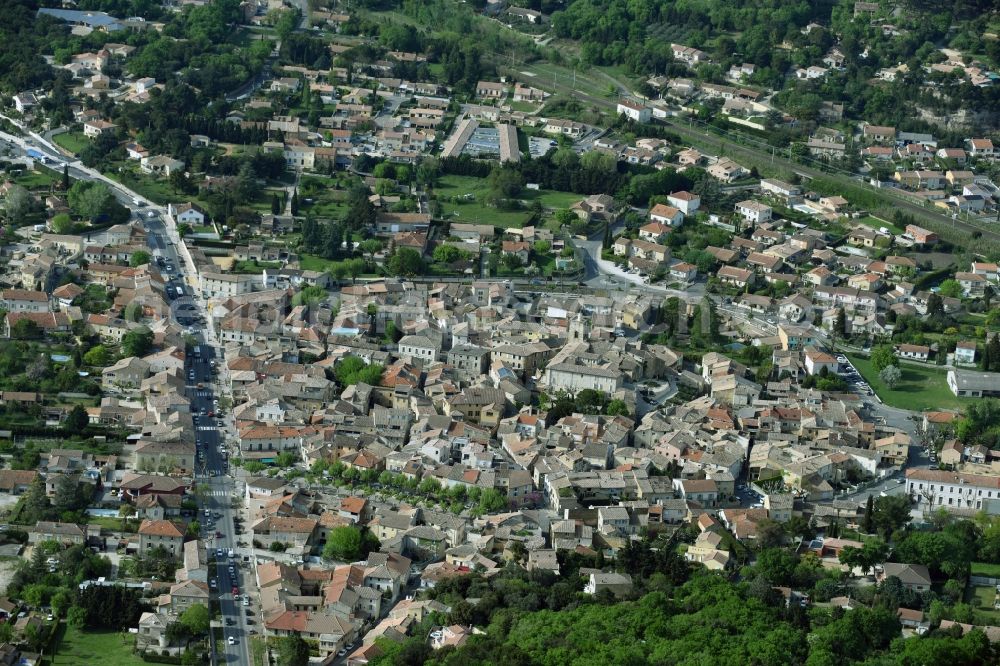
top-left (215, 531), bottom-right (223, 538)
top-left (208, 410), bottom-right (215, 417)
top-left (231, 586), bottom-right (239, 596)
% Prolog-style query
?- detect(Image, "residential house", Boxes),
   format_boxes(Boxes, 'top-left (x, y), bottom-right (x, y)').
top-left (138, 520), bottom-right (185, 556)
top-left (648, 204), bottom-right (684, 227)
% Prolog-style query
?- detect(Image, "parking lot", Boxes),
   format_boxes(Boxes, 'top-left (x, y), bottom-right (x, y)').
top-left (838, 354), bottom-right (874, 398)
top-left (529, 136), bottom-right (556, 157)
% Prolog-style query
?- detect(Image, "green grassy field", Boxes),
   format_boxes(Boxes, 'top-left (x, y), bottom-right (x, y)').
top-left (108, 171), bottom-right (177, 206)
top-left (250, 636), bottom-right (268, 666)
top-left (14, 169), bottom-right (58, 189)
top-left (857, 215), bottom-right (903, 235)
top-left (972, 562), bottom-right (1000, 577)
top-left (966, 584), bottom-right (1000, 624)
top-left (847, 353), bottom-right (970, 411)
top-left (52, 131), bottom-right (90, 155)
top-left (299, 254), bottom-right (340, 272)
top-left (51, 625), bottom-right (144, 666)
top-left (436, 175), bottom-right (581, 228)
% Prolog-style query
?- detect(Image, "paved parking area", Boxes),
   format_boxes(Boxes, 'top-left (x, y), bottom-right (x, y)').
top-left (837, 354), bottom-right (874, 398)
top-left (529, 136), bottom-right (555, 157)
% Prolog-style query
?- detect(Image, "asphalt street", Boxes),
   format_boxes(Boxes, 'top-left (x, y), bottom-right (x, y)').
top-left (0, 115), bottom-right (255, 665)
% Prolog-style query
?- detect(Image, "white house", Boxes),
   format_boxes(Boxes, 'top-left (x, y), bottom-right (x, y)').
top-left (616, 100), bottom-right (651, 123)
top-left (14, 93), bottom-right (38, 114)
top-left (168, 203), bottom-right (206, 225)
top-left (667, 191), bottom-right (700, 216)
top-left (803, 347), bottom-right (838, 376)
top-left (906, 467), bottom-right (1000, 512)
top-left (735, 200), bottom-right (772, 225)
top-left (397, 335), bottom-right (439, 364)
top-left (648, 203), bottom-right (684, 227)
top-left (954, 341), bottom-right (976, 365)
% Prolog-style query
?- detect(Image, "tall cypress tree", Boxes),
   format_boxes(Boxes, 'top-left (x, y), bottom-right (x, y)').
top-left (290, 189), bottom-right (299, 216)
top-left (862, 495), bottom-right (874, 534)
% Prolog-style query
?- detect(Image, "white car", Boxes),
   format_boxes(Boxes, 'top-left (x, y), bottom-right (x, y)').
top-left (228, 636), bottom-right (235, 645)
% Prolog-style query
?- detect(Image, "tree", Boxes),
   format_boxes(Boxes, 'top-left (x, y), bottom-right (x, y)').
top-left (432, 244), bottom-right (469, 264)
top-left (67, 181), bottom-right (116, 221)
top-left (62, 164), bottom-right (70, 190)
top-left (870, 345), bottom-right (898, 372)
top-left (938, 279), bottom-right (964, 299)
top-left (359, 239), bottom-right (383, 261)
top-left (605, 399), bottom-right (629, 417)
top-left (555, 209), bottom-right (578, 227)
top-left (386, 247), bottom-right (424, 277)
top-left (271, 193), bottom-right (281, 215)
top-left (290, 189), bottom-right (299, 216)
top-left (129, 250), bottom-right (151, 267)
top-left (862, 495), bottom-right (874, 534)
top-left (10, 318), bottom-right (41, 340)
top-left (476, 488), bottom-right (508, 515)
top-left (323, 525), bottom-right (363, 561)
top-left (274, 634), bottom-right (310, 666)
top-left (871, 495), bottom-right (912, 539)
top-left (64, 404), bottom-right (89, 434)
top-left (21, 475), bottom-right (51, 524)
top-left (3, 185), bottom-right (32, 224)
top-left (67, 605), bottom-right (87, 628)
top-left (179, 603), bottom-right (210, 635)
top-left (879, 364), bottom-right (902, 388)
top-left (50, 213), bottom-right (74, 234)
top-left (83, 345), bottom-right (111, 366)
top-left (344, 258), bottom-right (365, 283)
top-left (839, 540), bottom-right (887, 577)
top-left (121, 327), bottom-right (154, 357)
top-left (835, 307), bottom-right (846, 336)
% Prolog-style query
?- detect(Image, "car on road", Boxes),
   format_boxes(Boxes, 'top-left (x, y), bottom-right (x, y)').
top-left (231, 586), bottom-right (239, 595)
top-left (228, 636), bottom-right (236, 646)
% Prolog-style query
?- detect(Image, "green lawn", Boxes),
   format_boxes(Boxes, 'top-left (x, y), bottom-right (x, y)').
top-left (508, 100), bottom-right (541, 113)
top-left (87, 516), bottom-right (137, 532)
top-left (250, 636), bottom-right (268, 666)
top-left (436, 175), bottom-right (581, 228)
top-left (52, 131), bottom-right (90, 155)
top-left (857, 215), bottom-right (903, 235)
top-left (107, 170), bottom-right (177, 206)
top-left (299, 254), bottom-right (346, 272)
top-left (972, 562), bottom-right (1000, 577)
top-left (14, 168), bottom-right (58, 189)
top-left (847, 353), bottom-right (971, 411)
top-left (966, 584), bottom-right (1000, 624)
top-left (50, 624), bottom-right (144, 666)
